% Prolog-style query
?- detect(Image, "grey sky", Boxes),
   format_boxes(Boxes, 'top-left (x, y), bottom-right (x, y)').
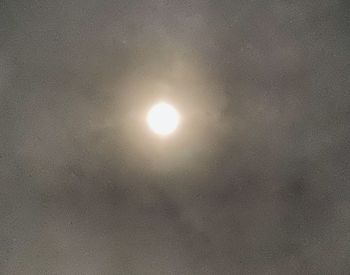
top-left (1, 0), bottom-right (349, 274)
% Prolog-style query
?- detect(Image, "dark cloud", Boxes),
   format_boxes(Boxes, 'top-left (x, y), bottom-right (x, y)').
top-left (1, 0), bottom-right (349, 274)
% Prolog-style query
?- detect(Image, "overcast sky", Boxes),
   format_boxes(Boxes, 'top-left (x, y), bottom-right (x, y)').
top-left (1, 0), bottom-right (349, 274)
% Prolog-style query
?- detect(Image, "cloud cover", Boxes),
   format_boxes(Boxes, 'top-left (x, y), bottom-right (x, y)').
top-left (1, 0), bottom-right (349, 274)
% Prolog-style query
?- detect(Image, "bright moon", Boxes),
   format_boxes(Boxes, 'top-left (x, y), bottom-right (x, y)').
top-left (147, 102), bottom-right (180, 136)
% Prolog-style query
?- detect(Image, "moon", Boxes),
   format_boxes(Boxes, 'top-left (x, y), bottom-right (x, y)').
top-left (147, 102), bottom-right (180, 136)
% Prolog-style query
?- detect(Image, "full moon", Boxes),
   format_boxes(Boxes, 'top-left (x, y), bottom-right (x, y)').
top-left (147, 102), bottom-right (180, 136)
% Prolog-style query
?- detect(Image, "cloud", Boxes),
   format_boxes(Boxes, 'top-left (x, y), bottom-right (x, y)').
top-left (1, 0), bottom-right (349, 274)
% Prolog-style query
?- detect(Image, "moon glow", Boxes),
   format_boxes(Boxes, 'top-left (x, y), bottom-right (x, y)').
top-left (147, 102), bottom-right (180, 136)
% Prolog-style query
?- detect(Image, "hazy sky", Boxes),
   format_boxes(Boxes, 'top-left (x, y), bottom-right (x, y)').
top-left (1, 0), bottom-right (349, 274)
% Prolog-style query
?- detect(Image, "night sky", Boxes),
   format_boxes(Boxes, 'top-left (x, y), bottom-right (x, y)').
top-left (1, 1), bottom-right (349, 274)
